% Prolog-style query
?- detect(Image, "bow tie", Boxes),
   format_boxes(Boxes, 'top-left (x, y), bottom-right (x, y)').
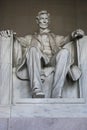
top-left (40, 33), bottom-right (52, 38)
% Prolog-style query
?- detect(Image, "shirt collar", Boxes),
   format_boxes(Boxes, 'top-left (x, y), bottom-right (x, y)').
top-left (35, 28), bottom-right (51, 35)
top-left (40, 28), bottom-right (50, 34)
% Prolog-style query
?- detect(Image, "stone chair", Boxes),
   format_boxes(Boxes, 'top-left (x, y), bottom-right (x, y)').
top-left (12, 35), bottom-right (80, 103)
top-left (0, 31), bottom-right (85, 104)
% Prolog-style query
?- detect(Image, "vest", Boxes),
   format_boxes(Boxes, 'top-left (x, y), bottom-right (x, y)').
top-left (30, 33), bottom-right (59, 55)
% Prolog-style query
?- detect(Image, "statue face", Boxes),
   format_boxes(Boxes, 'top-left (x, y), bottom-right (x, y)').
top-left (38, 13), bottom-right (49, 29)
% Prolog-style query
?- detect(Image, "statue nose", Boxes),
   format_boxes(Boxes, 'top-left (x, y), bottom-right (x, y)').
top-left (43, 21), bottom-right (46, 23)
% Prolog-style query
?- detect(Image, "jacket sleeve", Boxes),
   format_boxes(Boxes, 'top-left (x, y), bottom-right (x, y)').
top-left (55, 34), bottom-right (72, 47)
top-left (13, 37), bottom-right (23, 67)
top-left (13, 35), bottom-right (32, 67)
top-left (17, 35), bottom-right (32, 48)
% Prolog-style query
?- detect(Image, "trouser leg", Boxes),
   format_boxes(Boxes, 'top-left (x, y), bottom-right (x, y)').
top-left (51, 48), bottom-right (70, 98)
top-left (26, 47), bottom-right (45, 98)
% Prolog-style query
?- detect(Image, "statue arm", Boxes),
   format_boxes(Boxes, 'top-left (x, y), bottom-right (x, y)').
top-left (14, 35), bottom-right (32, 67)
top-left (55, 29), bottom-right (85, 47)
top-left (13, 38), bottom-right (23, 67)
top-left (17, 35), bottom-right (32, 48)
top-left (55, 34), bottom-right (72, 47)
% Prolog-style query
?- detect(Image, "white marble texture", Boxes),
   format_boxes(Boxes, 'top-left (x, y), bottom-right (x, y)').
top-left (10, 103), bottom-right (87, 118)
top-left (13, 41), bottom-right (79, 102)
top-left (0, 106), bottom-right (10, 118)
top-left (12, 68), bottom-right (32, 103)
top-left (78, 36), bottom-right (87, 98)
top-left (0, 117), bottom-right (87, 130)
top-left (0, 118), bottom-right (8, 130)
top-left (0, 63), bottom-right (12, 104)
top-left (0, 35), bottom-right (13, 105)
top-left (0, 33), bottom-right (87, 127)
top-left (9, 118), bottom-right (87, 130)
top-left (0, 36), bottom-right (12, 64)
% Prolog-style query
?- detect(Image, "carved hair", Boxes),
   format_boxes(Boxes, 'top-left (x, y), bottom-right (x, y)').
top-left (36, 10), bottom-right (50, 20)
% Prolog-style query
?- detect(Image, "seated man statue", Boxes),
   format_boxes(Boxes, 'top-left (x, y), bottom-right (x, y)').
top-left (0, 10), bottom-right (84, 98)
top-left (16, 10), bottom-right (84, 98)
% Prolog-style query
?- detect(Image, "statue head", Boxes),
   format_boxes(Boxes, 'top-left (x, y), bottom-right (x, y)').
top-left (36, 10), bottom-right (50, 29)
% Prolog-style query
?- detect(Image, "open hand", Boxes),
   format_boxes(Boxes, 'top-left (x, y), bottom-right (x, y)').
top-left (0, 30), bottom-right (16, 38)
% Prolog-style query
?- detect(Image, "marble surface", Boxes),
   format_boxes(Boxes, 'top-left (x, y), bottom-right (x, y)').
top-left (0, 105), bottom-right (87, 130)
top-left (78, 37), bottom-right (87, 98)
top-left (0, 35), bottom-right (13, 105)
top-left (0, 117), bottom-right (87, 130)
top-left (0, 118), bottom-right (8, 130)
top-left (10, 103), bottom-right (87, 118)
top-left (0, 63), bottom-right (12, 104)
top-left (8, 118), bottom-right (87, 130)
top-left (0, 33), bottom-right (87, 130)
top-left (0, 32), bottom-right (87, 103)
top-left (12, 36), bottom-right (87, 103)
top-left (0, 36), bottom-right (12, 64)
top-left (0, 106), bottom-right (10, 118)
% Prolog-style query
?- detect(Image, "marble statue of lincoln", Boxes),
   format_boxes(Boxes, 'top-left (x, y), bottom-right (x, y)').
top-left (0, 10), bottom-right (84, 98)
top-left (18, 10), bottom-right (83, 98)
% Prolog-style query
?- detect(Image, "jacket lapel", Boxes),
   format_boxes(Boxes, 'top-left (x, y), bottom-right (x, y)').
top-left (48, 33), bottom-right (58, 54)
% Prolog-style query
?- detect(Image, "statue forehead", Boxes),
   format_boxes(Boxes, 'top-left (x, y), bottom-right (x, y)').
top-left (37, 10), bottom-right (50, 17)
top-left (39, 14), bottom-right (49, 18)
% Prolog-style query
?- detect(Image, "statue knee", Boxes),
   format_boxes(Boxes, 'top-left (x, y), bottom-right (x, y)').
top-left (26, 47), bottom-right (38, 59)
top-left (60, 48), bottom-right (69, 55)
top-left (28, 47), bottom-right (39, 56)
top-left (30, 47), bottom-right (37, 53)
top-left (56, 48), bottom-right (70, 61)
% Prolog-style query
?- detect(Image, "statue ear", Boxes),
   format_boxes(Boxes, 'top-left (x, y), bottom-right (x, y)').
top-left (36, 17), bottom-right (39, 24)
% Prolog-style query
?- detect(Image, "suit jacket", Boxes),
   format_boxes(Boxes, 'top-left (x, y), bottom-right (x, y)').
top-left (15, 33), bottom-right (72, 80)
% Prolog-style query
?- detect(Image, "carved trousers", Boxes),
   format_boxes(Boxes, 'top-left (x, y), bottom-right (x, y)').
top-left (26, 47), bottom-right (70, 98)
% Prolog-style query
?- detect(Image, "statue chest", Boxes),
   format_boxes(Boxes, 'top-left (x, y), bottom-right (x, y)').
top-left (40, 34), bottom-right (52, 56)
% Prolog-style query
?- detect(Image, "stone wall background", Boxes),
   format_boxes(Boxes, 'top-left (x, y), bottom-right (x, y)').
top-left (0, 0), bottom-right (87, 36)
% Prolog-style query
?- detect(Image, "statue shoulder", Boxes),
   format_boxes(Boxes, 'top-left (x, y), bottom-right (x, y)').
top-left (55, 35), bottom-right (64, 42)
top-left (50, 33), bottom-right (64, 41)
top-left (50, 34), bottom-right (64, 47)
